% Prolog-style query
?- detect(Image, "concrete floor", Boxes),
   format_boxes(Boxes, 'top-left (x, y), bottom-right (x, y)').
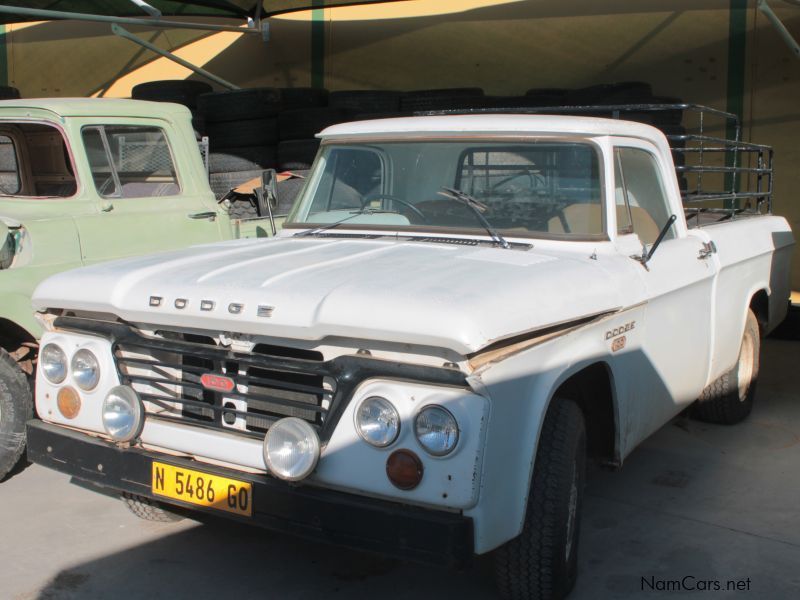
top-left (1, 339), bottom-right (798, 600)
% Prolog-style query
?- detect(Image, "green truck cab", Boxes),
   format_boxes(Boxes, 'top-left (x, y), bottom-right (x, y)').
top-left (0, 98), bottom-right (281, 480)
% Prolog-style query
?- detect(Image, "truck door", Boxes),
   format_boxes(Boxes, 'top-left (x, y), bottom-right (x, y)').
top-left (614, 141), bottom-right (718, 439)
top-left (76, 124), bottom-right (223, 263)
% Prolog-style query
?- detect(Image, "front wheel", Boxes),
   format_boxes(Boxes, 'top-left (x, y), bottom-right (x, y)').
top-left (0, 347), bottom-right (32, 481)
top-left (122, 493), bottom-right (185, 523)
top-left (493, 399), bottom-right (586, 600)
top-left (694, 308), bottom-right (760, 425)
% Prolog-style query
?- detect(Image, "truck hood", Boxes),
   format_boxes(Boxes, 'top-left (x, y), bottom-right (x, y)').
top-left (33, 236), bottom-right (625, 355)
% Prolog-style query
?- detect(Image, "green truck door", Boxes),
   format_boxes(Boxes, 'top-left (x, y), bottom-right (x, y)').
top-left (75, 124), bottom-right (223, 262)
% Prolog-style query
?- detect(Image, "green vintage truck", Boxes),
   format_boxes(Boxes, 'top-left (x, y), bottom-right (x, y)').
top-left (0, 98), bottom-right (284, 480)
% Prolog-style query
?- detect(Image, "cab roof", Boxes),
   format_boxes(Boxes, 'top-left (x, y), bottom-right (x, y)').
top-left (319, 114), bottom-right (667, 142)
top-left (0, 97), bottom-right (191, 119)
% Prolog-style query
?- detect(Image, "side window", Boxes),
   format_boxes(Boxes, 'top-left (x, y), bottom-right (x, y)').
top-left (309, 147), bottom-right (382, 214)
top-left (0, 136), bottom-right (20, 195)
top-left (613, 150), bottom-right (632, 234)
top-left (616, 147), bottom-right (674, 245)
top-left (81, 126), bottom-right (180, 198)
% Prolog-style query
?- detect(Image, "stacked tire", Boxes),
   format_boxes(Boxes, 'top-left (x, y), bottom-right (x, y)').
top-left (278, 105), bottom-right (346, 172)
top-left (131, 80), bottom-right (211, 135)
top-left (0, 86), bottom-right (20, 100)
top-left (198, 88), bottom-right (282, 202)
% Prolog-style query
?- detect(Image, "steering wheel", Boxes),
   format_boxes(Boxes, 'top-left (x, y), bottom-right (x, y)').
top-left (361, 193), bottom-right (428, 222)
top-left (489, 170), bottom-right (545, 194)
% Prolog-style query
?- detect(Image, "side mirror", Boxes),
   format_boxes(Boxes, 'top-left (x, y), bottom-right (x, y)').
top-left (257, 168), bottom-right (278, 236)
top-left (262, 168), bottom-right (278, 209)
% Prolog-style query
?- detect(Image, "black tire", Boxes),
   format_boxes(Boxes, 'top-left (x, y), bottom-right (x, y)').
top-left (565, 81), bottom-right (653, 106)
top-left (206, 118), bottom-right (278, 150)
top-left (329, 90), bottom-right (402, 113)
top-left (400, 88), bottom-right (485, 112)
top-left (0, 347), bottom-right (32, 481)
top-left (209, 146), bottom-right (277, 174)
top-left (494, 399), bottom-right (586, 600)
top-left (276, 172), bottom-right (309, 213)
top-left (209, 169), bottom-right (265, 200)
top-left (0, 86), bottom-right (20, 100)
top-left (122, 493), bottom-right (185, 522)
top-left (278, 139), bottom-right (320, 170)
top-left (694, 309), bottom-right (760, 425)
top-left (648, 96), bottom-right (684, 126)
top-left (278, 108), bottom-right (351, 141)
top-left (524, 88), bottom-right (569, 106)
top-left (131, 80), bottom-right (212, 109)
top-left (197, 88), bottom-right (282, 122)
top-left (482, 96), bottom-right (543, 110)
top-left (280, 87), bottom-right (329, 109)
top-left (227, 195), bottom-right (260, 219)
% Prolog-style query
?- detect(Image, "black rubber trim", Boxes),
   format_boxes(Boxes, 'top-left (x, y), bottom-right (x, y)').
top-left (27, 420), bottom-right (473, 568)
top-left (52, 316), bottom-right (468, 444)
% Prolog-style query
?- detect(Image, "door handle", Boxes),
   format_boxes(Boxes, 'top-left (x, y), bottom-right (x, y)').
top-left (188, 211), bottom-right (217, 221)
top-left (100, 202), bottom-right (114, 212)
top-left (698, 241), bottom-right (717, 259)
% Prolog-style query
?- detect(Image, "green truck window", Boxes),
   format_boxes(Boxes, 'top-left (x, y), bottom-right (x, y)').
top-left (81, 126), bottom-right (180, 199)
top-left (0, 135), bottom-right (20, 195)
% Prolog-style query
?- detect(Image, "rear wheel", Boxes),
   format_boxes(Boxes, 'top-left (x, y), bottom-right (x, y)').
top-left (494, 399), bottom-right (586, 600)
top-left (694, 308), bottom-right (760, 424)
top-left (0, 348), bottom-right (33, 481)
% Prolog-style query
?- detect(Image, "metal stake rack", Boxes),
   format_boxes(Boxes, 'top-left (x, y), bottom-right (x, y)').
top-left (420, 103), bottom-right (774, 227)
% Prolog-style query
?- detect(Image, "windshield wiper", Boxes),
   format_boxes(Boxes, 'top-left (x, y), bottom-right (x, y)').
top-left (438, 187), bottom-right (510, 249)
top-left (294, 207), bottom-right (400, 238)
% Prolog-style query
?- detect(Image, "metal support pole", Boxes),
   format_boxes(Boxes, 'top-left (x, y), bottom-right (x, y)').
top-left (758, 0), bottom-right (800, 58)
top-left (129, 0), bottom-right (161, 18)
top-left (0, 5), bottom-right (259, 34)
top-left (112, 24), bottom-right (240, 90)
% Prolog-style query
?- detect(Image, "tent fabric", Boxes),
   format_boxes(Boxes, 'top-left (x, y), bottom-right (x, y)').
top-left (0, 1), bottom-right (401, 24)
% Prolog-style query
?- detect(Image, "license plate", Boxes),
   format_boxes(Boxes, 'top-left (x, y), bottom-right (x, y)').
top-left (152, 461), bottom-right (253, 517)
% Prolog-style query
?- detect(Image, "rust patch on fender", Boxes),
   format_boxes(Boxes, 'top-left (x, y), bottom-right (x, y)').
top-left (468, 309), bottom-right (619, 371)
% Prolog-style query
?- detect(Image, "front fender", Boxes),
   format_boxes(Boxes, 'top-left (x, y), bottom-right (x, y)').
top-left (0, 290), bottom-right (42, 341)
top-left (465, 309), bottom-right (640, 554)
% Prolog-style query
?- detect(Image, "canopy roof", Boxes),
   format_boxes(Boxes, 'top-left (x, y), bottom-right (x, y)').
top-left (0, 1), bottom-right (401, 24)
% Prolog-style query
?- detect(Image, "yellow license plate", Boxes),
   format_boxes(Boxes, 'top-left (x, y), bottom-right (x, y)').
top-left (152, 461), bottom-right (253, 517)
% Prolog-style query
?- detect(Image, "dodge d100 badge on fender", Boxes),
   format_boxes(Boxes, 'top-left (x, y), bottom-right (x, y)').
top-left (27, 110), bottom-right (792, 599)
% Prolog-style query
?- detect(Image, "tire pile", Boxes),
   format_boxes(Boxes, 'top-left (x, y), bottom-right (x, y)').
top-left (131, 80), bottom-right (686, 214)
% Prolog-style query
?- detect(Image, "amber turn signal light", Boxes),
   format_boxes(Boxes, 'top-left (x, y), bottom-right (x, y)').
top-left (386, 449), bottom-right (424, 490)
top-left (57, 386), bottom-right (81, 420)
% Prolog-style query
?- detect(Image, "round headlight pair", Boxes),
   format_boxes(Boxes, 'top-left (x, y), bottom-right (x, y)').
top-left (40, 343), bottom-right (100, 391)
top-left (355, 396), bottom-right (459, 457)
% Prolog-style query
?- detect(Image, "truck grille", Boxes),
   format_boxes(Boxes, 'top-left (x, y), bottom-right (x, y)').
top-left (114, 332), bottom-right (332, 439)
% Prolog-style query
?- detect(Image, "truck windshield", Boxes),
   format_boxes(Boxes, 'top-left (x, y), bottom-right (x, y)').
top-left (287, 140), bottom-right (604, 238)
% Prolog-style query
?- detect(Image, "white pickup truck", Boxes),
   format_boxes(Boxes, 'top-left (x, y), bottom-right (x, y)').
top-left (27, 110), bottom-right (793, 599)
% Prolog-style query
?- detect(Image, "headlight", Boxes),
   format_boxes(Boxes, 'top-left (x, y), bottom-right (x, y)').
top-left (102, 385), bottom-right (144, 442)
top-left (41, 343), bottom-right (68, 384)
top-left (415, 405), bottom-right (459, 456)
top-left (263, 417), bottom-right (320, 481)
top-left (71, 349), bottom-right (100, 391)
top-left (355, 396), bottom-right (400, 447)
